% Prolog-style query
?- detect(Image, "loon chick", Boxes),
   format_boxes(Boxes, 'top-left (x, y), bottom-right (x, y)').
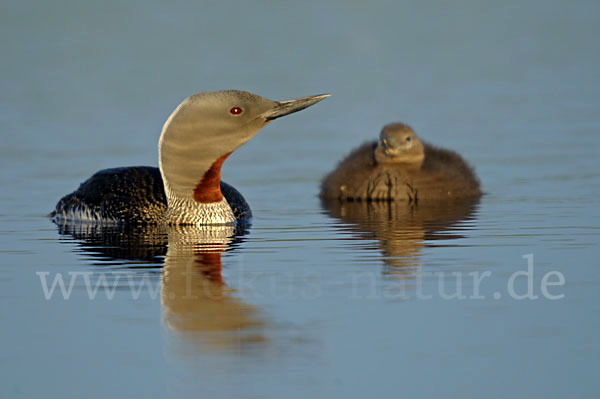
top-left (51, 90), bottom-right (329, 225)
top-left (320, 123), bottom-right (481, 201)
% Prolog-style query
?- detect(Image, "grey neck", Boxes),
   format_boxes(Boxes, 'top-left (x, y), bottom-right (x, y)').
top-left (158, 103), bottom-right (237, 225)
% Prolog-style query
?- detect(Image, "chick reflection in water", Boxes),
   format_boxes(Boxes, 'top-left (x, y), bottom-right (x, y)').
top-left (321, 198), bottom-right (480, 271)
top-left (54, 223), bottom-right (265, 350)
top-left (161, 225), bottom-right (265, 349)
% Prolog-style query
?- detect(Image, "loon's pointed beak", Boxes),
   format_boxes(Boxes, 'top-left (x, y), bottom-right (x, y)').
top-left (259, 94), bottom-right (330, 121)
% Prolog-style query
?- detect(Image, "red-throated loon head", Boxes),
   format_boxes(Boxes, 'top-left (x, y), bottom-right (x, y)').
top-left (158, 90), bottom-right (329, 224)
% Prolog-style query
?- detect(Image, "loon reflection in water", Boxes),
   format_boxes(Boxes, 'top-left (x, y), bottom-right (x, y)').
top-left (56, 222), bottom-right (265, 350)
top-left (54, 196), bottom-right (479, 347)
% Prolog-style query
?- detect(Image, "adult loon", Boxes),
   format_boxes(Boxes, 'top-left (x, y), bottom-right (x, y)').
top-left (320, 123), bottom-right (481, 202)
top-left (51, 90), bottom-right (329, 225)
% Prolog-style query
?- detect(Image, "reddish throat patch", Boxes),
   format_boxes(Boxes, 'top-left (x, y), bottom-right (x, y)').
top-left (193, 152), bottom-right (232, 203)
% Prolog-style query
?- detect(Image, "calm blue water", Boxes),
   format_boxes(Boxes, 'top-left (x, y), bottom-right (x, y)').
top-left (1, 0), bottom-right (599, 398)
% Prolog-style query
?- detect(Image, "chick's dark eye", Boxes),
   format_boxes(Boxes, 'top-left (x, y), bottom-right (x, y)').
top-left (230, 106), bottom-right (243, 115)
top-left (406, 137), bottom-right (412, 142)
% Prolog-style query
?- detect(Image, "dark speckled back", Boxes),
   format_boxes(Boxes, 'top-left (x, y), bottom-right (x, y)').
top-left (51, 166), bottom-right (252, 224)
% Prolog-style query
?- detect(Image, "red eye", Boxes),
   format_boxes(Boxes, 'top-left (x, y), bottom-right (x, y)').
top-left (230, 106), bottom-right (243, 115)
